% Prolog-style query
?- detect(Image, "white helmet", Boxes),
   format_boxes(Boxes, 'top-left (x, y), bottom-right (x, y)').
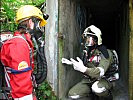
top-left (83, 25), bottom-right (102, 45)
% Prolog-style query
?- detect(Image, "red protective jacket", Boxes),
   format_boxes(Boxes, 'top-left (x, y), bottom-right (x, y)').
top-left (1, 31), bottom-right (34, 98)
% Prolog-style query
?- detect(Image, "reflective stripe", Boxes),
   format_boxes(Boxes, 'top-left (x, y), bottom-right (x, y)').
top-left (6, 66), bottom-right (32, 74)
top-left (97, 67), bottom-right (104, 77)
top-left (4, 67), bottom-right (11, 87)
top-left (69, 95), bottom-right (80, 99)
top-left (14, 94), bottom-right (33, 100)
top-left (89, 55), bottom-right (101, 63)
top-left (89, 55), bottom-right (95, 62)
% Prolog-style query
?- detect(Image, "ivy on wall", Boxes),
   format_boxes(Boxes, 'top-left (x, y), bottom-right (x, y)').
top-left (36, 81), bottom-right (57, 100)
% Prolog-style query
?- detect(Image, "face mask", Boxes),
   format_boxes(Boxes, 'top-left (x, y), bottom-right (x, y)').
top-left (27, 20), bottom-right (45, 50)
top-left (85, 36), bottom-right (95, 47)
top-left (26, 18), bottom-right (43, 39)
top-left (32, 21), bottom-right (44, 39)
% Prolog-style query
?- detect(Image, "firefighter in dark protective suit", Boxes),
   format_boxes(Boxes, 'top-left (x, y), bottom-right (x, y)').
top-left (62, 25), bottom-right (119, 100)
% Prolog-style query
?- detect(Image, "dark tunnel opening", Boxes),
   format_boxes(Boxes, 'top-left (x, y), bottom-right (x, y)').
top-left (76, 0), bottom-right (128, 50)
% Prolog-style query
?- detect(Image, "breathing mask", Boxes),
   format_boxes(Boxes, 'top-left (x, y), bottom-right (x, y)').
top-left (85, 36), bottom-right (94, 47)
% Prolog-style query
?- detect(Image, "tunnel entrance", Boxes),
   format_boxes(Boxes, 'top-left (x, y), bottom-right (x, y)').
top-left (58, 0), bottom-right (129, 99)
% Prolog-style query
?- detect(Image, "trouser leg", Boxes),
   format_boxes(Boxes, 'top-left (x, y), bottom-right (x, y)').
top-left (98, 91), bottom-right (113, 100)
top-left (68, 81), bottom-right (91, 99)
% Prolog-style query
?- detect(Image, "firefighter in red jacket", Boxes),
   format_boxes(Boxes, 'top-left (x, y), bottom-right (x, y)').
top-left (1, 5), bottom-right (47, 100)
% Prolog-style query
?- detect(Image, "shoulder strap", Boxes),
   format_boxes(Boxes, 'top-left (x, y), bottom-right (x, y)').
top-left (97, 45), bottom-right (109, 59)
top-left (111, 50), bottom-right (119, 69)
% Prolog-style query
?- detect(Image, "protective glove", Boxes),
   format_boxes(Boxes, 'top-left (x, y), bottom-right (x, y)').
top-left (70, 57), bottom-right (87, 73)
top-left (61, 58), bottom-right (73, 65)
top-left (92, 81), bottom-right (106, 93)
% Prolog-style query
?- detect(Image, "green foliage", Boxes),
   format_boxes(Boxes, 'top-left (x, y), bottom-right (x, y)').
top-left (36, 81), bottom-right (57, 100)
top-left (0, 0), bottom-right (46, 32)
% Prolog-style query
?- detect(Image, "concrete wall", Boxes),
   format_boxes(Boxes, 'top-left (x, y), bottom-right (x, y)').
top-left (118, 1), bottom-right (129, 87)
top-left (58, 0), bottom-right (81, 98)
top-left (58, 0), bottom-right (88, 99)
top-left (45, 0), bottom-right (58, 94)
